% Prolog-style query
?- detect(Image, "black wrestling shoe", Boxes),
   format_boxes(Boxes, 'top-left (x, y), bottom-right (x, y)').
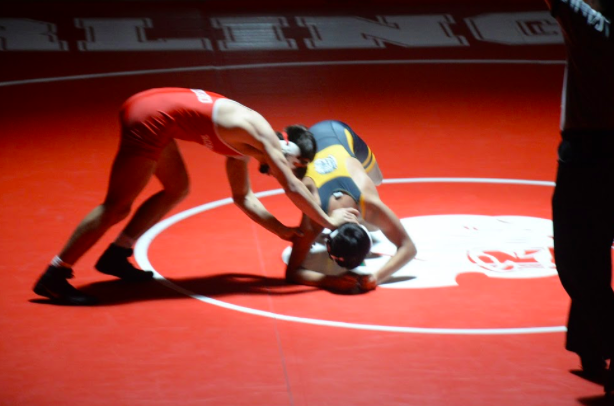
top-left (580, 353), bottom-right (607, 379)
top-left (33, 266), bottom-right (98, 305)
top-left (95, 244), bottom-right (154, 281)
top-left (606, 362), bottom-right (613, 396)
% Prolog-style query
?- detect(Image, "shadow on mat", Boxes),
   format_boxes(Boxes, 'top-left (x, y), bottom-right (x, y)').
top-left (31, 273), bottom-right (317, 306)
top-left (577, 395), bottom-right (614, 406)
top-left (30, 273), bottom-right (418, 306)
top-left (573, 369), bottom-right (613, 406)
top-left (571, 369), bottom-right (608, 386)
top-left (380, 275), bottom-right (416, 284)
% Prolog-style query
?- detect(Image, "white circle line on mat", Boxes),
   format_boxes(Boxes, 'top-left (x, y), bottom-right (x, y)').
top-left (134, 177), bottom-right (564, 335)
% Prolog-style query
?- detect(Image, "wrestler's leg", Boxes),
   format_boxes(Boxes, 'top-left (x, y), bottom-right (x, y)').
top-left (366, 161), bottom-right (383, 186)
top-left (349, 128), bottom-right (383, 186)
top-left (58, 151), bottom-right (157, 265)
top-left (33, 149), bottom-right (157, 304)
top-left (95, 140), bottom-right (189, 279)
top-left (115, 140), bottom-right (189, 242)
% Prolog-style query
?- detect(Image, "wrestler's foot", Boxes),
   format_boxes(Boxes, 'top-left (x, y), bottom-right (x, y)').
top-left (95, 244), bottom-right (154, 281)
top-left (605, 362), bottom-right (613, 396)
top-left (580, 353), bottom-right (607, 379)
top-left (33, 266), bottom-right (98, 305)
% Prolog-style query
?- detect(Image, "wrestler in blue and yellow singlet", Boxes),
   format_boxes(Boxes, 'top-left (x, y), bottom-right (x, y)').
top-left (305, 120), bottom-right (378, 214)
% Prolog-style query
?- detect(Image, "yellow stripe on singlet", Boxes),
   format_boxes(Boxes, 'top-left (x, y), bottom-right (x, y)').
top-left (344, 129), bottom-right (354, 154)
top-left (343, 127), bottom-right (376, 172)
top-left (363, 152), bottom-right (377, 172)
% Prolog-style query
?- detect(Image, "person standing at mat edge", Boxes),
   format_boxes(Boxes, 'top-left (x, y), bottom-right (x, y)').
top-left (33, 88), bottom-right (358, 306)
top-left (545, 0), bottom-right (614, 395)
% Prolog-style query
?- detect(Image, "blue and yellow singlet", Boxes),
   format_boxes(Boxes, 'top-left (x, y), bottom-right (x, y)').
top-left (305, 120), bottom-right (377, 214)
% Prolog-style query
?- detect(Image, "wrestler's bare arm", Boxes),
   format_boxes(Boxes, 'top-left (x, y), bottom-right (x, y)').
top-left (285, 213), bottom-right (323, 284)
top-left (244, 113), bottom-right (358, 230)
top-left (225, 157), bottom-right (301, 240)
top-left (285, 178), bottom-right (323, 280)
top-left (284, 179), bottom-right (360, 292)
top-left (217, 101), bottom-right (358, 229)
top-left (363, 194), bottom-right (417, 284)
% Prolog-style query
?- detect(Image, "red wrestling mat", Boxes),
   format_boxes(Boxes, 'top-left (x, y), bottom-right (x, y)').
top-left (2, 1), bottom-right (612, 405)
top-left (141, 182), bottom-right (564, 329)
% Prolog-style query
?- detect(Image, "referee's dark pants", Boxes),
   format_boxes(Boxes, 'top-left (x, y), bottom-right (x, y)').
top-left (552, 131), bottom-right (614, 360)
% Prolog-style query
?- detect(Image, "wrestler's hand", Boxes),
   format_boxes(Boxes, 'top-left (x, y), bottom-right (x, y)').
top-left (328, 208), bottom-right (360, 228)
top-left (322, 273), bottom-right (360, 294)
top-left (355, 273), bottom-right (377, 292)
top-left (277, 226), bottom-right (304, 241)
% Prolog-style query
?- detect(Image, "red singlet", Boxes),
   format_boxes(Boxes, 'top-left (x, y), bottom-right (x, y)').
top-left (119, 87), bottom-right (244, 160)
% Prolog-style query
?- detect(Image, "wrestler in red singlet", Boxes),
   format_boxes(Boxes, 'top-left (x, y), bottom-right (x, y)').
top-left (120, 87), bottom-right (243, 160)
top-left (32, 85), bottom-right (361, 307)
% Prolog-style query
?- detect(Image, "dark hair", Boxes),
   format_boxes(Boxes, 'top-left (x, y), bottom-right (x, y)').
top-left (326, 223), bottom-right (372, 269)
top-left (277, 124), bottom-right (317, 162)
top-left (293, 166), bottom-right (308, 180)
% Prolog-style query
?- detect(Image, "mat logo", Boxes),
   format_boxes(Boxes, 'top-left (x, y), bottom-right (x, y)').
top-left (283, 215), bottom-right (558, 289)
top-left (467, 247), bottom-right (555, 273)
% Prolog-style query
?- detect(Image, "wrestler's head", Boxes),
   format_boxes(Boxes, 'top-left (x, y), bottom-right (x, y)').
top-left (259, 125), bottom-right (316, 178)
top-left (326, 222), bottom-right (372, 269)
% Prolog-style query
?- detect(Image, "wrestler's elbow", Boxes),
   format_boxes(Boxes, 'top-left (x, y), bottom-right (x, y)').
top-left (285, 265), bottom-right (304, 285)
top-left (231, 193), bottom-right (244, 206)
top-left (406, 240), bottom-right (418, 262)
top-left (285, 268), bottom-right (297, 284)
top-left (231, 191), bottom-right (250, 210)
top-left (281, 176), bottom-right (302, 195)
top-left (397, 238), bottom-right (417, 263)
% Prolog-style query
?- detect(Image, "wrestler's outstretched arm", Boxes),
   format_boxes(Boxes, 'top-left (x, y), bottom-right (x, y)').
top-left (285, 179), bottom-right (363, 293)
top-left (285, 215), bottom-right (323, 285)
top-left (259, 136), bottom-right (358, 229)
top-left (285, 177), bottom-right (324, 281)
top-left (360, 194), bottom-right (417, 290)
top-left (285, 212), bottom-right (362, 293)
top-left (226, 157), bottom-right (303, 241)
top-left (216, 102), bottom-right (357, 231)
